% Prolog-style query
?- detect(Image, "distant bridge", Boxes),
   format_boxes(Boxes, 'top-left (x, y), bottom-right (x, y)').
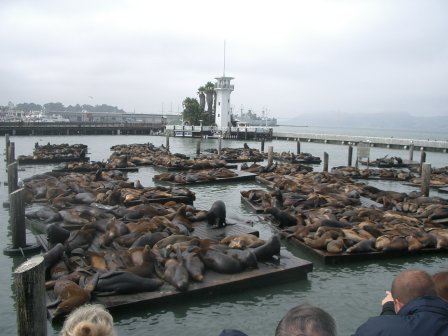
top-left (272, 131), bottom-right (448, 153)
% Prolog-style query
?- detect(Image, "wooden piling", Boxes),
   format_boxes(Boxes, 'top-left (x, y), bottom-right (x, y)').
top-left (261, 139), bottom-right (265, 153)
top-left (7, 141), bottom-right (15, 165)
top-left (8, 162), bottom-right (18, 194)
top-left (420, 151), bottom-right (426, 174)
top-left (409, 143), bottom-right (415, 161)
top-left (10, 188), bottom-right (26, 249)
top-left (218, 137), bottom-right (222, 156)
top-left (323, 152), bottom-right (329, 172)
top-left (14, 255), bottom-right (47, 336)
top-left (196, 140), bottom-right (201, 155)
top-left (267, 146), bottom-right (274, 166)
top-left (297, 140), bottom-right (301, 154)
top-left (348, 145), bottom-right (353, 167)
top-left (421, 163), bottom-right (431, 197)
top-left (166, 134), bottom-right (170, 151)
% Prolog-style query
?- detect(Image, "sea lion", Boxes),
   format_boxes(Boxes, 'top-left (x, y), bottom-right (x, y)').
top-left (251, 234), bottom-right (281, 261)
top-left (130, 231), bottom-right (170, 248)
top-left (202, 248), bottom-right (245, 274)
top-left (326, 238), bottom-right (345, 253)
top-left (183, 250), bottom-right (205, 282)
top-left (65, 224), bottom-right (96, 252)
top-left (26, 205), bottom-right (62, 222)
top-left (113, 231), bottom-right (144, 248)
top-left (206, 200), bottom-right (227, 228)
top-left (220, 234), bottom-right (265, 249)
top-left (95, 271), bottom-right (163, 295)
top-left (163, 253), bottom-right (190, 291)
top-left (346, 239), bottom-right (376, 253)
top-left (225, 248), bottom-right (258, 269)
top-left (46, 224), bottom-right (71, 247)
top-left (264, 207), bottom-right (297, 228)
top-left (49, 273), bottom-right (98, 318)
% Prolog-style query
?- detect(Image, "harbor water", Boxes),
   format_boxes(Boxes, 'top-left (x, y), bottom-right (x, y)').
top-left (1, 127), bottom-right (447, 335)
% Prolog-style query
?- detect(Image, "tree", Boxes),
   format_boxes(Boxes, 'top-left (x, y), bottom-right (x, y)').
top-left (197, 86), bottom-right (206, 112)
top-left (182, 97), bottom-right (207, 125)
top-left (204, 81), bottom-right (215, 123)
top-left (43, 102), bottom-right (65, 112)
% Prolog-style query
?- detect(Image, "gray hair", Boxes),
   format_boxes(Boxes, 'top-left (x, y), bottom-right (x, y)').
top-left (275, 304), bottom-right (336, 336)
top-left (60, 304), bottom-right (116, 336)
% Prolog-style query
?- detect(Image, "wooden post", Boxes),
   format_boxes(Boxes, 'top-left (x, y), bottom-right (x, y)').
top-left (421, 163), bottom-right (431, 197)
top-left (7, 141), bottom-right (15, 165)
top-left (218, 137), bottom-right (222, 156)
top-left (10, 188), bottom-right (26, 249)
top-left (8, 161), bottom-right (18, 194)
top-left (296, 140), bottom-right (301, 154)
top-left (323, 152), bottom-right (329, 172)
top-left (348, 145), bottom-right (353, 167)
top-left (409, 143), bottom-right (415, 161)
top-left (196, 139), bottom-right (201, 155)
top-left (261, 139), bottom-right (265, 153)
top-left (5, 134), bottom-right (10, 163)
top-left (420, 151), bottom-right (426, 174)
top-left (245, 128), bottom-right (248, 140)
top-left (14, 255), bottom-right (47, 336)
top-left (165, 134), bottom-right (170, 151)
top-left (267, 146), bottom-right (274, 166)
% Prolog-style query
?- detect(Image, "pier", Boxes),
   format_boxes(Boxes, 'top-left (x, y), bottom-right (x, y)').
top-left (273, 131), bottom-right (448, 153)
top-left (0, 121), bottom-right (165, 136)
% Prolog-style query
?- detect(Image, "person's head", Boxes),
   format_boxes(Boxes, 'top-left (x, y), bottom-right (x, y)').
top-left (60, 304), bottom-right (116, 336)
top-left (433, 271), bottom-right (448, 302)
top-left (391, 269), bottom-right (437, 313)
top-left (275, 304), bottom-right (336, 336)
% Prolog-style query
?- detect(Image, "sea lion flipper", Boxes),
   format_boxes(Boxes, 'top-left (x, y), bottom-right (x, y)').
top-left (47, 298), bottom-right (62, 309)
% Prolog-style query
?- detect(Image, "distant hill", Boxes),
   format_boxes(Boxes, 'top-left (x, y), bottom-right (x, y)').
top-left (286, 112), bottom-right (448, 132)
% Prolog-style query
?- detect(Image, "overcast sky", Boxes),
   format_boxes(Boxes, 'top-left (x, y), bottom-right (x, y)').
top-left (0, 0), bottom-right (447, 120)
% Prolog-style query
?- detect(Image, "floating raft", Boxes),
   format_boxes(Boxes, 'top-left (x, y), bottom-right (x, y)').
top-left (123, 195), bottom-right (195, 206)
top-left (285, 237), bottom-right (448, 265)
top-left (224, 158), bottom-right (264, 163)
top-left (46, 254), bottom-right (312, 321)
top-left (154, 170), bottom-right (257, 185)
top-left (52, 166), bottom-right (139, 173)
top-left (154, 164), bottom-right (238, 172)
top-left (18, 157), bottom-right (90, 164)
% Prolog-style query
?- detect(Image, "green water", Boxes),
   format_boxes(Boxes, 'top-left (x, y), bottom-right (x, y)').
top-left (1, 133), bottom-right (447, 335)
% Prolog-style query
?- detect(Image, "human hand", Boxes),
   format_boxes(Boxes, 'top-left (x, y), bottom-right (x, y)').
top-left (382, 291), bottom-right (393, 305)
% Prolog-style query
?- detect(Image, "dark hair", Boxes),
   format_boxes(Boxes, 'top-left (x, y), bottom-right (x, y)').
top-left (275, 304), bottom-right (336, 336)
top-left (391, 269), bottom-right (437, 305)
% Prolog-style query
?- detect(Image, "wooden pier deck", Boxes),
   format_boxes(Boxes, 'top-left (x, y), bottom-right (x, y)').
top-left (285, 237), bottom-right (448, 265)
top-left (153, 170), bottom-right (257, 185)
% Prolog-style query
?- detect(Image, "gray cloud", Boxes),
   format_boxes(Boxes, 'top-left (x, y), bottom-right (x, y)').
top-left (0, 0), bottom-right (447, 119)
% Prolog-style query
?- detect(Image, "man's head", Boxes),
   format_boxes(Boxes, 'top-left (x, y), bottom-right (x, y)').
top-left (275, 304), bottom-right (336, 336)
top-left (433, 271), bottom-right (448, 302)
top-left (391, 269), bottom-right (437, 313)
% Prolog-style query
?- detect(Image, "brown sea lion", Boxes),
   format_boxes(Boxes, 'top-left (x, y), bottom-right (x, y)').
top-left (130, 231), bottom-right (170, 248)
top-left (183, 250), bottom-right (205, 282)
top-left (264, 207), bottom-right (297, 228)
top-left (163, 249), bottom-right (190, 291)
top-left (65, 224), bottom-right (96, 252)
top-left (49, 273), bottom-right (98, 318)
top-left (220, 234), bottom-right (265, 249)
top-left (327, 238), bottom-right (345, 253)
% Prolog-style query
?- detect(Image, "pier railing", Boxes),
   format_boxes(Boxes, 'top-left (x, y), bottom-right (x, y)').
top-left (273, 131), bottom-right (448, 153)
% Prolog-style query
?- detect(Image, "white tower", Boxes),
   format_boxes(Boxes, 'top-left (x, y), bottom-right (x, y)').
top-left (214, 76), bottom-right (234, 128)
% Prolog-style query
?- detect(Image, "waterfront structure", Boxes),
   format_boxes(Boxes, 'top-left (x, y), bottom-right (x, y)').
top-left (214, 76), bottom-right (234, 128)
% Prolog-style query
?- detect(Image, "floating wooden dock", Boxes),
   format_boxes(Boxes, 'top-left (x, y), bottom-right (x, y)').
top-left (285, 237), bottom-right (448, 265)
top-left (18, 157), bottom-right (90, 164)
top-left (154, 164), bottom-right (238, 172)
top-left (153, 170), bottom-right (257, 185)
top-left (46, 254), bottom-right (312, 321)
top-left (52, 166), bottom-right (139, 173)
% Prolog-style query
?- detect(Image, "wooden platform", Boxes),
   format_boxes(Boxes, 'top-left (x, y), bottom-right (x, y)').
top-left (241, 195), bottom-right (265, 213)
top-left (192, 220), bottom-right (259, 239)
top-left (47, 253), bottom-right (312, 321)
top-left (286, 236), bottom-right (448, 265)
top-left (154, 170), bottom-right (257, 185)
top-left (224, 158), bottom-right (264, 163)
top-left (124, 195), bottom-right (195, 206)
top-left (52, 167), bottom-right (139, 173)
top-left (18, 157), bottom-right (90, 164)
top-left (154, 164), bottom-right (238, 171)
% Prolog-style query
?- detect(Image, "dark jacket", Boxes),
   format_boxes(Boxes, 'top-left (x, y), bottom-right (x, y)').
top-left (353, 296), bottom-right (448, 336)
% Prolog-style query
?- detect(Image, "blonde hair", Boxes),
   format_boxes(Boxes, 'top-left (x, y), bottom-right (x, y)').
top-left (60, 304), bottom-right (116, 336)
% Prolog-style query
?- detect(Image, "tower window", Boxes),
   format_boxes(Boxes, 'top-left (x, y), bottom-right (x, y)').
top-left (218, 102), bottom-right (221, 106)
